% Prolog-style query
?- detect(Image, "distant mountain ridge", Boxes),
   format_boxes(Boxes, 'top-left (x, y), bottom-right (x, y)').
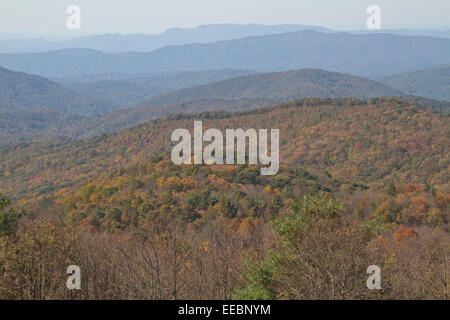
top-left (139, 69), bottom-right (403, 107)
top-left (0, 24), bottom-right (332, 53)
top-left (350, 29), bottom-right (450, 39)
top-left (381, 66), bottom-right (450, 101)
top-left (2, 25), bottom-right (450, 55)
top-left (2, 67), bottom-right (449, 146)
top-left (1, 30), bottom-right (449, 78)
top-left (0, 66), bottom-right (116, 115)
top-left (59, 69), bottom-right (259, 107)
top-left (0, 68), bottom-right (403, 145)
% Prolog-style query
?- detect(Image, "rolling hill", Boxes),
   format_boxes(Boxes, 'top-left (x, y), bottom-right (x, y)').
top-left (0, 68), bottom-right (402, 145)
top-left (0, 108), bottom-right (87, 146)
top-left (0, 66), bottom-right (117, 115)
top-left (1, 97), bottom-right (448, 301)
top-left (0, 98), bottom-right (279, 146)
top-left (1, 31), bottom-right (449, 78)
top-left (381, 66), bottom-right (450, 101)
top-left (3, 68), bottom-right (450, 146)
top-left (139, 69), bottom-right (403, 107)
top-left (0, 97), bottom-right (447, 199)
top-left (59, 69), bottom-right (258, 107)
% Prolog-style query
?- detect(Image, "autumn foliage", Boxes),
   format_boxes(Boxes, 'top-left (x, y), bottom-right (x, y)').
top-left (0, 98), bottom-right (448, 299)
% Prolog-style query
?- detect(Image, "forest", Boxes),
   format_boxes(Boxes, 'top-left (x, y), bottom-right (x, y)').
top-left (0, 97), bottom-right (448, 299)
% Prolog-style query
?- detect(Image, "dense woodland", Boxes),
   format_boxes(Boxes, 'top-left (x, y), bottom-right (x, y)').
top-left (139, 69), bottom-right (401, 107)
top-left (1, 65), bottom-right (449, 147)
top-left (62, 69), bottom-right (257, 107)
top-left (0, 97), bottom-right (448, 299)
top-left (382, 66), bottom-right (450, 101)
top-left (0, 66), bottom-right (114, 115)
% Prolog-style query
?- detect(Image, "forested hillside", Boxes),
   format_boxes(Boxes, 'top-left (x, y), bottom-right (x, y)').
top-left (0, 97), bottom-right (448, 299)
top-left (0, 68), bottom-right (409, 146)
top-left (1, 97), bottom-right (447, 198)
top-left (4, 65), bottom-right (450, 147)
top-left (60, 69), bottom-right (258, 107)
top-left (0, 109), bottom-right (86, 145)
top-left (140, 69), bottom-right (402, 107)
top-left (381, 66), bottom-right (450, 101)
top-left (0, 66), bottom-right (115, 115)
top-left (0, 98), bottom-right (281, 146)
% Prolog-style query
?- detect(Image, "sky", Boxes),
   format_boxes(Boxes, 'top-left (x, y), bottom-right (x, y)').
top-left (0, 0), bottom-right (449, 38)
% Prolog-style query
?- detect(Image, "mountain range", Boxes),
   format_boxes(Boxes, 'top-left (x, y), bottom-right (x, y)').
top-left (0, 24), bottom-right (331, 53)
top-left (0, 67), bottom-right (410, 145)
top-left (1, 24), bottom-right (449, 54)
top-left (59, 69), bottom-right (258, 107)
top-left (1, 30), bottom-right (450, 78)
top-left (2, 65), bottom-right (450, 147)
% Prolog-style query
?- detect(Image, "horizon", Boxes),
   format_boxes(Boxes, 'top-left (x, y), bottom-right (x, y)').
top-left (1, 0), bottom-right (449, 38)
top-left (0, 23), bottom-right (449, 42)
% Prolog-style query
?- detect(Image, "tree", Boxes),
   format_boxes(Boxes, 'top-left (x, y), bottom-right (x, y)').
top-left (217, 195), bottom-right (238, 218)
top-left (0, 194), bottom-right (22, 237)
top-left (235, 193), bottom-right (374, 299)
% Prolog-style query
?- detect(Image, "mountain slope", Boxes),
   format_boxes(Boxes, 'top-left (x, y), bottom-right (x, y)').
top-left (0, 108), bottom-right (87, 145)
top-left (0, 66), bottom-right (117, 115)
top-left (1, 31), bottom-right (449, 78)
top-left (139, 69), bottom-right (402, 107)
top-left (4, 94), bottom-right (448, 147)
top-left (2, 67), bottom-right (449, 147)
top-left (0, 98), bottom-right (448, 301)
top-left (1, 68), bottom-right (402, 144)
top-left (0, 98), bottom-right (279, 146)
top-left (381, 66), bottom-right (450, 101)
top-left (60, 69), bottom-right (258, 107)
top-left (0, 97), bottom-right (447, 198)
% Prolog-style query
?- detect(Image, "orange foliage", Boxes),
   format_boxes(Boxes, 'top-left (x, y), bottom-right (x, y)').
top-left (403, 184), bottom-right (425, 193)
top-left (394, 227), bottom-right (419, 244)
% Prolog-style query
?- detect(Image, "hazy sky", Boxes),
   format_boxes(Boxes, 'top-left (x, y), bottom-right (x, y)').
top-left (1, 0), bottom-right (449, 37)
